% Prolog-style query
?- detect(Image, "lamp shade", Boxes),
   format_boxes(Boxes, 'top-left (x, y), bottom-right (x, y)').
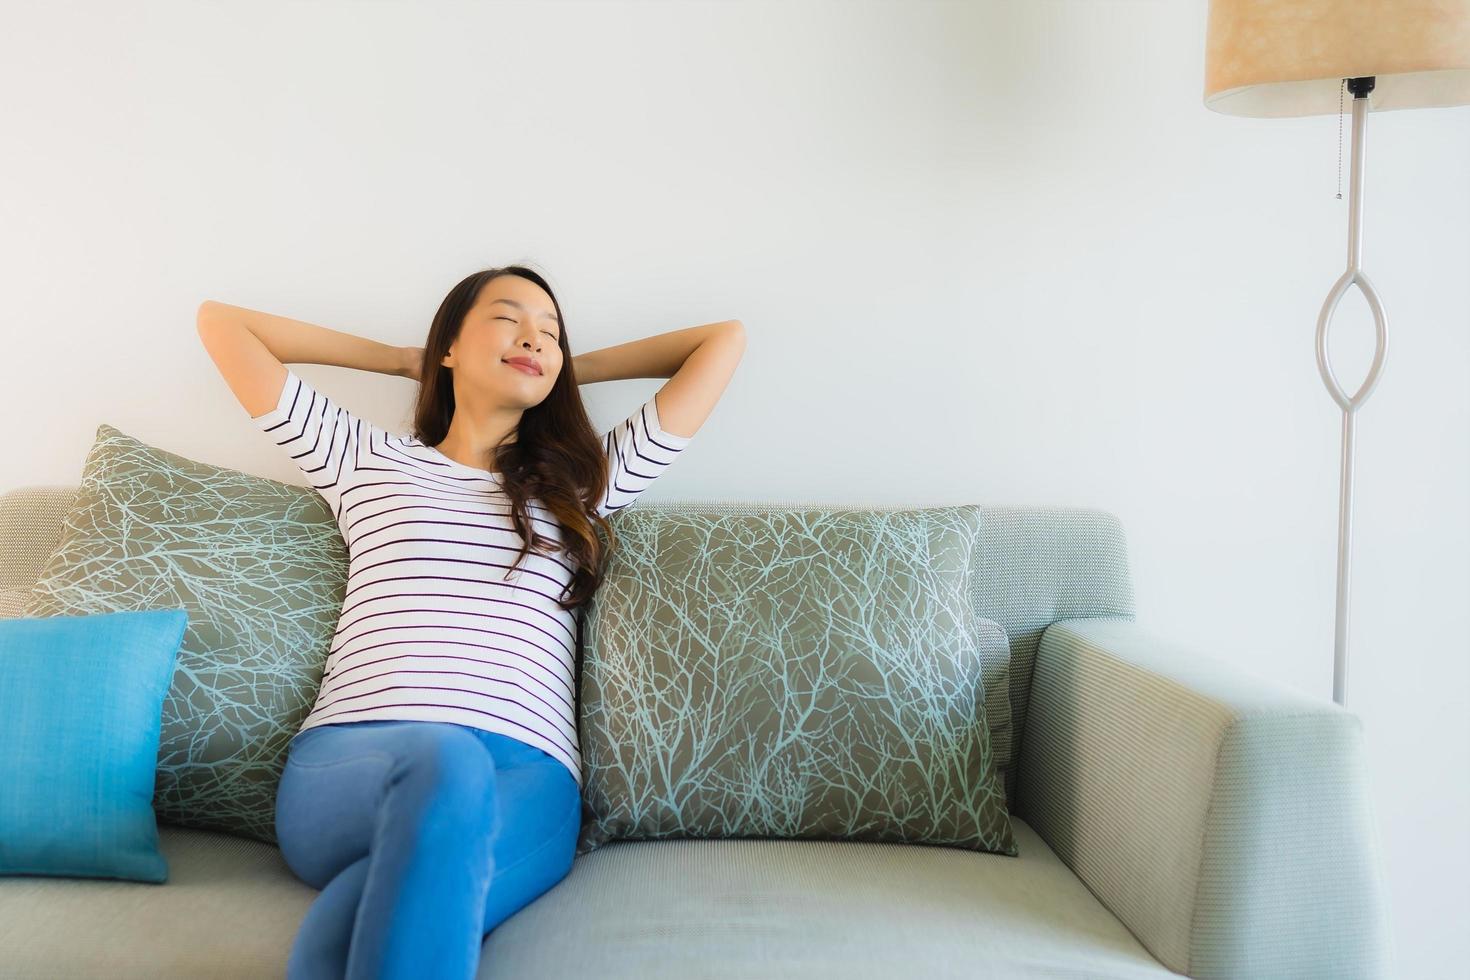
top-left (1205, 0), bottom-right (1470, 116)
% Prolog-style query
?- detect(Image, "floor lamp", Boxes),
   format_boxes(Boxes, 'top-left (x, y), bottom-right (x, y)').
top-left (1202, 0), bottom-right (1470, 706)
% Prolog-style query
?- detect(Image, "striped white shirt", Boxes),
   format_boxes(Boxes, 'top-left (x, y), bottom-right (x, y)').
top-left (249, 368), bottom-right (692, 790)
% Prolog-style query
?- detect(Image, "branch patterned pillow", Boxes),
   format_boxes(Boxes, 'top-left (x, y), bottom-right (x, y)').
top-left (575, 505), bottom-right (1018, 857)
top-left (23, 424), bottom-right (345, 843)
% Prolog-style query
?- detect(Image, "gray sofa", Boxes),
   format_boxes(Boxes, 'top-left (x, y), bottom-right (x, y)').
top-left (0, 486), bottom-right (1391, 979)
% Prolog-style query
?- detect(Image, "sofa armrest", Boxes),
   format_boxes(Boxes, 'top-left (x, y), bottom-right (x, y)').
top-left (1015, 618), bottom-right (1391, 980)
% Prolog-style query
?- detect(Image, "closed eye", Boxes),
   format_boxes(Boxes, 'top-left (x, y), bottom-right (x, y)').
top-left (498, 315), bottom-right (559, 341)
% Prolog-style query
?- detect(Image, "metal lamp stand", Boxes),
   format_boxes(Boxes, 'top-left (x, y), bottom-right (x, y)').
top-left (1315, 75), bottom-right (1389, 707)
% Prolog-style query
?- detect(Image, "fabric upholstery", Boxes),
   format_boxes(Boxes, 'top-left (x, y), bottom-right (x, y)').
top-left (1016, 618), bottom-right (1391, 979)
top-left (576, 505), bottom-right (1016, 857)
top-left (0, 485), bottom-right (75, 618)
top-left (0, 819), bottom-right (1177, 980)
top-left (0, 609), bottom-right (187, 882)
top-left (5, 484), bottom-right (1391, 978)
top-left (19, 427), bottom-right (347, 843)
top-left (2, 487), bottom-right (1139, 816)
top-left (588, 496), bottom-right (1138, 812)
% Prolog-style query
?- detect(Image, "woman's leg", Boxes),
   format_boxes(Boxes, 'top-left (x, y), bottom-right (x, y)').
top-left (274, 719), bottom-right (501, 980)
top-left (284, 854), bottom-right (369, 977)
top-left (472, 731), bottom-right (583, 935)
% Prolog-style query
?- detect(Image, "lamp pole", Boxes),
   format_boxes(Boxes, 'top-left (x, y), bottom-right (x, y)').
top-left (1314, 76), bottom-right (1390, 707)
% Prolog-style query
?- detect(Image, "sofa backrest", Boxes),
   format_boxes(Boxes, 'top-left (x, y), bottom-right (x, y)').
top-left (0, 486), bottom-right (78, 618)
top-left (0, 486), bottom-right (1135, 810)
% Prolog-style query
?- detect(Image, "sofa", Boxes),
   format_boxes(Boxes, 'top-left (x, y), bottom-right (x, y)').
top-left (0, 485), bottom-right (1391, 979)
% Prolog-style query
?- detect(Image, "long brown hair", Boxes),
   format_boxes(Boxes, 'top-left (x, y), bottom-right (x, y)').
top-left (409, 265), bottom-right (618, 613)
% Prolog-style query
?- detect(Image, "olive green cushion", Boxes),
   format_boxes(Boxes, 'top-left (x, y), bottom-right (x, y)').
top-left (576, 506), bottom-right (1017, 857)
top-left (23, 424), bottom-right (345, 843)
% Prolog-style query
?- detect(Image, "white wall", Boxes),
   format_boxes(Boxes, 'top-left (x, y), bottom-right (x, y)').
top-left (3, 1), bottom-right (1465, 973)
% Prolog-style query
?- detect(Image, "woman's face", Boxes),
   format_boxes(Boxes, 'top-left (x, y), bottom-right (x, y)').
top-left (441, 276), bottom-right (563, 408)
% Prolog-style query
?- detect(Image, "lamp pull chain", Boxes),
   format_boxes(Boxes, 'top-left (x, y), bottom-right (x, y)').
top-left (1336, 78), bottom-right (1346, 200)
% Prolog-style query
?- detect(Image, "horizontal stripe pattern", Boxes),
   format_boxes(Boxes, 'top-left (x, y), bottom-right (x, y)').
top-left (249, 368), bottom-right (693, 789)
top-left (597, 390), bottom-right (693, 517)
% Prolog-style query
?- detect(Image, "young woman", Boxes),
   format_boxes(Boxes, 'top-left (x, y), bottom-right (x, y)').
top-left (196, 266), bottom-right (744, 980)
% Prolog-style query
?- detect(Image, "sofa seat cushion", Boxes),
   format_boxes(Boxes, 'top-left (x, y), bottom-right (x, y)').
top-left (0, 818), bottom-right (1173, 979)
top-left (0, 823), bottom-right (314, 979)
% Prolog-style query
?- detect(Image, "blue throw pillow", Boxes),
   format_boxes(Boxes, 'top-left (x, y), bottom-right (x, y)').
top-left (0, 608), bottom-right (187, 882)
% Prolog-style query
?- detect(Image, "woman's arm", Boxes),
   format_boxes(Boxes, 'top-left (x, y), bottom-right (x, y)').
top-left (197, 300), bottom-right (415, 379)
top-left (572, 320), bottom-right (740, 385)
top-left (574, 319), bottom-right (745, 440)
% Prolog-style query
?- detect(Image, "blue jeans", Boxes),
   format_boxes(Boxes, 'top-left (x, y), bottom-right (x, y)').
top-left (274, 719), bottom-right (582, 980)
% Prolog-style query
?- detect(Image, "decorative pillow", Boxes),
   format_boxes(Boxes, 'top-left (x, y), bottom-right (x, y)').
top-left (0, 608), bottom-right (187, 882)
top-left (23, 424), bottom-right (346, 843)
top-left (604, 498), bottom-right (1014, 782)
top-left (576, 505), bottom-right (1018, 857)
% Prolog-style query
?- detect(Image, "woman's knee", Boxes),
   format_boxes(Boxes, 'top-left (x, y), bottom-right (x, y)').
top-left (384, 724), bottom-right (500, 825)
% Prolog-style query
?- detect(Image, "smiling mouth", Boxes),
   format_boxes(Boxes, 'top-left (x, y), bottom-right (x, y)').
top-left (502, 360), bottom-right (542, 376)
